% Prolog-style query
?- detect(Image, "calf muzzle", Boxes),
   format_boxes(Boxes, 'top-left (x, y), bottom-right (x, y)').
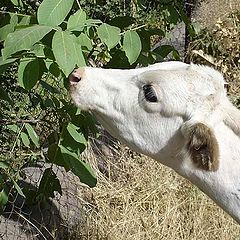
top-left (69, 68), bottom-right (84, 86)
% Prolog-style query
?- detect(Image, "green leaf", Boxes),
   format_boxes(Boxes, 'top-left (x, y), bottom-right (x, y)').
top-left (37, 0), bottom-right (74, 26)
top-left (52, 31), bottom-right (86, 76)
top-left (20, 132), bottom-right (30, 148)
top-left (40, 80), bottom-right (60, 93)
top-left (72, 35), bottom-right (86, 67)
top-left (12, 180), bottom-right (25, 197)
top-left (67, 9), bottom-right (87, 30)
top-left (18, 16), bottom-right (31, 26)
top-left (77, 33), bottom-right (92, 50)
top-left (38, 168), bottom-right (62, 199)
top-left (109, 16), bottom-right (135, 29)
top-left (0, 162), bottom-right (9, 170)
top-left (66, 123), bottom-right (87, 144)
top-left (0, 25), bottom-right (14, 41)
top-left (18, 58), bottom-right (39, 90)
top-left (97, 23), bottom-right (121, 49)
top-left (31, 44), bottom-right (45, 58)
top-left (153, 45), bottom-right (176, 58)
top-left (47, 143), bottom-right (70, 170)
top-left (25, 123), bottom-right (40, 147)
top-left (52, 30), bottom-right (76, 75)
top-left (59, 145), bottom-right (97, 187)
top-left (49, 62), bottom-right (60, 77)
top-left (2, 25), bottom-right (52, 60)
top-left (0, 14), bottom-right (18, 41)
top-left (7, 124), bottom-right (20, 133)
top-left (123, 30), bottom-right (142, 64)
top-left (60, 124), bottom-right (86, 155)
top-left (0, 188), bottom-right (8, 207)
top-left (11, 0), bottom-right (23, 6)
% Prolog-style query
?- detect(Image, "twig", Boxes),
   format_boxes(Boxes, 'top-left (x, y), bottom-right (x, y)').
top-left (10, 124), bottom-right (25, 155)
top-left (75, 0), bottom-right (81, 9)
top-left (0, 119), bottom-right (41, 124)
top-left (0, 10), bottom-right (32, 17)
top-left (120, 24), bottom-right (148, 35)
top-left (14, 211), bottom-right (51, 240)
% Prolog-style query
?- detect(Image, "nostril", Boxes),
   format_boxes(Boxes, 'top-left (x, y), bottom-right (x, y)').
top-left (69, 70), bottom-right (82, 85)
top-left (71, 75), bottom-right (81, 82)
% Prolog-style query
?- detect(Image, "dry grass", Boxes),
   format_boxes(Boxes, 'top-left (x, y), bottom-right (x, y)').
top-left (193, 0), bottom-right (240, 28)
top-left (73, 147), bottom-right (240, 240)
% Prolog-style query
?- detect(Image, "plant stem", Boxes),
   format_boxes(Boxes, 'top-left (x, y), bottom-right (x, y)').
top-left (75, 0), bottom-right (81, 9)
top-left (0, 119), bottom-right (41, 124)
top-left (10, 124), bottom-right (25, 155)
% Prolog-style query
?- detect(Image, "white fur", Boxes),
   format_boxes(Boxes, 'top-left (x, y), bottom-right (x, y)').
top-left (70, 61), bottom-right (240, 224)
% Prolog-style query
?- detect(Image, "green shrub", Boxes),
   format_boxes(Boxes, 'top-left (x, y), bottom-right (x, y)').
top-left (0, 0), bottom-right (190, 209)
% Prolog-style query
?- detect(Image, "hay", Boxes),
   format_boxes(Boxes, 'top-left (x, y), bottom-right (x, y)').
top-left (71, 146), bottom-right (240, 240)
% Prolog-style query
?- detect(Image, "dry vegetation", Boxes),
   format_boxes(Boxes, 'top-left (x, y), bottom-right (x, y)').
top-left (73, 146), bottom-right (240, 240)
top-left (71, 1), bottom-right (240, 239)
top-left (191, 1), bottom-right (240, 100)
top-left (193, 0), bottom-right (240, 28)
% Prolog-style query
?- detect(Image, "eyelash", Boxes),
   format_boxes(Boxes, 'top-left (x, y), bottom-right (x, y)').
top-left (142, 84), bottom-right (158, 102)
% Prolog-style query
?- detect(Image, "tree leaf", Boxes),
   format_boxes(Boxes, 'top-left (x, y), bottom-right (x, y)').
top-left (97, 23), bottom-right (121, 49)
top-left (0, 14), bottom-right (18, 41)
top-left (0, 162), bottom-right (9, 170)
top-left (25, 123), bottom-right (40, 147)
top-left (109, 16), bottom-right (135, 29)
top-left (18, 15), bottom-right (31, 26)
top-left (47, 144), bottom-right (70, 170)
top-left (18, 58), bottom-right (39, 90)
top-left (37, 0), bottom-right (74, 26)
top-left (12, 179), bottom-right (25, 197)
top-left (52, 30), bottom-right (77, 76)
top-left (123, 30), bottom-right (142, 64)
top-left (49, 62), bottom-right (60, 77)
top-left (153, 44), bottom-right (176, 59)
top-left (60, 124), bottom-right (86, 155)
top-left (7, 124), bottom-right (20, 133)
top-left (0, 25), bottom-right (14, 41)
top-left (59, 145), bottom-right (97, 187)
top-left (66, 123), bottom-right (87, 144)
top-left (67, 9), bottom-right (87, 30)
top-left (20, 132), bottom-right (30, 148)
top-left (72, 35), bottom-right (86, 67)
top-left (2, 25), bottom-right (52, 60)
top-left (10, 0), bottom-right (23, 6)
top-left (0, 188), bottom-right (8, 207)
top-left (38, 168), bottom-right (62, 199)
top-left (40, 80), bottom-right (60, 93)
top-left (77, 33), bottom-right (92, 50)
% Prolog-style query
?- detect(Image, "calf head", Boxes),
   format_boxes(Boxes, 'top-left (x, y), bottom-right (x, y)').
top-left (69, 62), bottom-right (226, 173)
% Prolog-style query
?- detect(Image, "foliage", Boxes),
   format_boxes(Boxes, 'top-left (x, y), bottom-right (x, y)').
top-left (0, 0), bottom-right (190, 209)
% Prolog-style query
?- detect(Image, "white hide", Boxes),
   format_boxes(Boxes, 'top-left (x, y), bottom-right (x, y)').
top-left (70, 61), bottom-right (240, 224)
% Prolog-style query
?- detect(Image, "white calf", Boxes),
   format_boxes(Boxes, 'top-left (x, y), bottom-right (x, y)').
top-left (69, 61), bottom-right (240, 224)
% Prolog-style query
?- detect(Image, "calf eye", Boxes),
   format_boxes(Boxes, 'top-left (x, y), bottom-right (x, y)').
top-left (143, 84), bottom-right (158, 102)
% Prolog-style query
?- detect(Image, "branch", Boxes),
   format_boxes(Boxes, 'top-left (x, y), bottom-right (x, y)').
top-left (75, 0), bottom-right (81, 9)
top-left (0, 119), bottom-right (41, 124)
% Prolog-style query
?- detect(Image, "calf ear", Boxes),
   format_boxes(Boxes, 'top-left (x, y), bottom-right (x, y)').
top-left (182, 123), bottom-right (219, 171)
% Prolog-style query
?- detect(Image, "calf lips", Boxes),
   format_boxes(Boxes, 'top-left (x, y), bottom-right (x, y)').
top-left (69, 61), bottom-right (240, 224)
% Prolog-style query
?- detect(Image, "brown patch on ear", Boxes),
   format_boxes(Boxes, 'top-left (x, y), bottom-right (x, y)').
top-left (187, 123), bottom-right (219, 171)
